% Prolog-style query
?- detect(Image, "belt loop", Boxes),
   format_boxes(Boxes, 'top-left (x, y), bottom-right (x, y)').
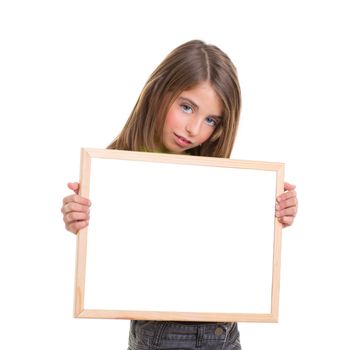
top-left (196, 324), bottom-right (204, 347)
top-left (152, 322), bottom-right (168, 347)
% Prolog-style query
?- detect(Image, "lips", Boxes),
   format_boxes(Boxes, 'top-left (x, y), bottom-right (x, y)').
top-left (174, 133), bottom-right (192, 147)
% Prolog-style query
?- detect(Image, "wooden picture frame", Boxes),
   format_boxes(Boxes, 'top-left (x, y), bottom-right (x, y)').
top-left (74, 148), bottom-right (284, 322)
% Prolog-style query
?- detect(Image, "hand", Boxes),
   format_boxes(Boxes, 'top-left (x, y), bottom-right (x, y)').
top-left (61, 182), bottom-right (91, 234)
top-left (275, 182), bottom-right (298, 228)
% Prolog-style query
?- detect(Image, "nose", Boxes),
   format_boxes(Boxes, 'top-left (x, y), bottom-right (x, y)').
top-left (185, 116), bottom-right (202, 136)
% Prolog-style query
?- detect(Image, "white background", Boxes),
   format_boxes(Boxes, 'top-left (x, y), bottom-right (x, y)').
top-left (0, 0), bottom-right (349, 349)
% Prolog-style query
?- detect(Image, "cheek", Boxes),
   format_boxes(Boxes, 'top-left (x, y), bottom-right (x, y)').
top-left (164, 108), bottom-right (181, 130)
top-left (199, 128), bottom-right (215, 143)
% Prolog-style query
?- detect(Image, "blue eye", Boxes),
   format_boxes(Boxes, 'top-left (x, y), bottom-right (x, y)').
top-left (181, 104), bottom-right (193, 113)
top-left (206, 117), bottom-right (218, 127)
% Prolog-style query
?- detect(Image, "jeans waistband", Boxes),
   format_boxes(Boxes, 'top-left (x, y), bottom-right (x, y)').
top-left (130, 321), bottom-right (239, 348)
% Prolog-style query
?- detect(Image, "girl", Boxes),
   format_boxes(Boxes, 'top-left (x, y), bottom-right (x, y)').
top-left (61, 40), bottom-right (298, 350)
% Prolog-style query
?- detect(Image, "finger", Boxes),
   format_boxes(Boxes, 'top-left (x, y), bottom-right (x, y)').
top-left (66, 220), bottom-right (89, 234)
top-left (61, 202), bottom-right (90, 215)
top-left (275, 206), bottom-right (297, 218)
top-left (64, 211), bottom-right (90, 224)
top-left (276, 196), bottom-right (298, 210)
top-left (284, 182), bottom-right (296, 191)
top-left (68, 182), bottom-right (80, 195)
top-left (278, 216), bottom-right (294, 227)
top-left (62, 194), bottom-right (91, 206)
top-left (276, 190), bottom-right (297, 204)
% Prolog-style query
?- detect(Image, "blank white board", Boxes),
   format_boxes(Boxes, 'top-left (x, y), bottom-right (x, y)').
top-left (75, 148), bottom-right (284, 322)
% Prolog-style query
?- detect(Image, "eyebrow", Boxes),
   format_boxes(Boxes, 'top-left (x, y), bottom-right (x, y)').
top-left (178, 97), bottom-right (223, 119)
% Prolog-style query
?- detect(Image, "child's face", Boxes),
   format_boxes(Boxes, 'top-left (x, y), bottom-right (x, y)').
top-left (162, 81), bottom-right (223, 154)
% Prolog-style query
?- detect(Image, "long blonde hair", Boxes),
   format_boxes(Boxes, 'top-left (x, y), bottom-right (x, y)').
top-left (107, 40), bottom-right (241, 158)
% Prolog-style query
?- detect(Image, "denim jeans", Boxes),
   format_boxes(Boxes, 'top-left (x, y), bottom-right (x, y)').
top-left (128, 321), bottom-right (241, 350)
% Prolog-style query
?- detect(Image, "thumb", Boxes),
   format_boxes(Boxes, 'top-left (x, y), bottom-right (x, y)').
top-left (67, 182), bottom-right (80, 195)
top-left (284, 182), bottom-right (296, 191)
